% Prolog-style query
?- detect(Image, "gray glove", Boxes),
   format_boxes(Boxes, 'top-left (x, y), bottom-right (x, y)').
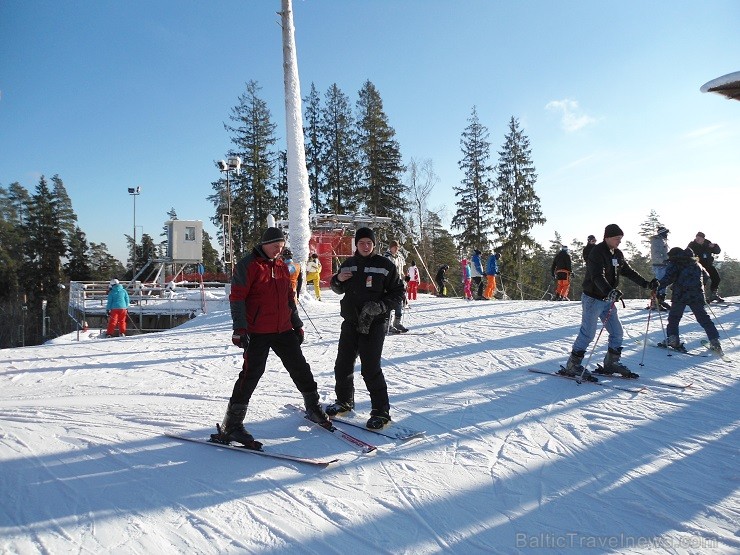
top-left (606, 289), bottom-right (623, 303)
top-left (357, 301), bottom-right (386, 334)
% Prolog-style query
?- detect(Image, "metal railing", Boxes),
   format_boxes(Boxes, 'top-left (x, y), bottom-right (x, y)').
top-left (68, 281), bottom-right (229, 334)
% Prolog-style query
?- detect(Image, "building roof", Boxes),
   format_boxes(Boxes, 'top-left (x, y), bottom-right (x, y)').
top-left (700, 71), bottom-right (740, 101)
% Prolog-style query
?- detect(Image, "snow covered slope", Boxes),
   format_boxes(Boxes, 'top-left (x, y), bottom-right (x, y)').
top-left (1, 292), bottom-right (738, 554)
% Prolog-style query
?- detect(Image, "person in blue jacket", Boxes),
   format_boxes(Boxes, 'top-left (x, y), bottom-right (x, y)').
top-left (660, 247), bottom-right (724, 356)
top-left (485, 249), bottom-right (500, 299)
top-left (470, 249), bottom-right (486, 299)
top-left (105, 279), bottom-right (130, 337)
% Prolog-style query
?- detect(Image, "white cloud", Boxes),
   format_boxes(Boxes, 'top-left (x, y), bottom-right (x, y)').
top-left (545, 98), bottom-right (596, 132)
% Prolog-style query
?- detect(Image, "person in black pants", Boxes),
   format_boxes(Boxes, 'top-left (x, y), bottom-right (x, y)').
top-left (212, 227), bottom-right (329, 448)
top-left (326, 227), bottom-right (405, 429)
top-left (687, 232), bottom-right (724, 302)
top-left (435, 264), bottom-right (449, 296)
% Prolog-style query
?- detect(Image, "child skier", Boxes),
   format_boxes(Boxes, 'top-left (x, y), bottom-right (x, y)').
top-left (659, 247), bottom-right (724, 355)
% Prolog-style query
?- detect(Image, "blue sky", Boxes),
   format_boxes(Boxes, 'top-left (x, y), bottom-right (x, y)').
top-left (2, 0), bottom-right (739, 266)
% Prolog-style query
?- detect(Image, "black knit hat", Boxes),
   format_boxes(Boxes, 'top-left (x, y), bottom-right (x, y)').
top-left (587, 235), bottom-right (596, 241)
top-left (668, 247), bottom-right (685, 259)
top-left (354, 227), bottom-right (376, 245)
top-left (260, 227), bottom-right (285, 245)
top-left (604, 224), bottom-right (624, 238)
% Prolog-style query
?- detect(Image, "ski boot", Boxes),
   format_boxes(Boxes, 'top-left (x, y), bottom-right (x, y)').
top-left (558, 350), bottom-right (598, 382)
top-left (325, 399), bottom-right (355, 416)
top-left (595, 347), bottom-right (639, 379)
top-left (393, 317), bottom-right (409, 333)
top-left (708, 338), bottom-right (724, 356)
top-left (302, 391), bottom-right (330, 425)
top-left (709, 291), bottom-right (725, 303)
top-left (366, 409), bottom-right (391, 430)
top-left (211, 402), bottom-right (261, 449)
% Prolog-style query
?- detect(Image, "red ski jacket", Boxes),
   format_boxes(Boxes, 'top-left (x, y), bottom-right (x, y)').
top-left (229, 246), bottom-right (302, 334)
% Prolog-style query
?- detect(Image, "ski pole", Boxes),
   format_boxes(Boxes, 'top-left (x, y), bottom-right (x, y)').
top-left (705, 301), bottom-right (735, 347)
top-left (578, 301), bottom-right (616, 384)
top-left (638, 293), bottom-right (655, 367)
top-left (654, 293), bottom-right (668, 343)
top-left (541, 282), bottom-right (553, 301)
top-left (298, 301), bottom-right (322, 340)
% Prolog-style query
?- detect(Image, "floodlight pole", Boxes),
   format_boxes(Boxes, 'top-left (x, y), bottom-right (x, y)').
top-left (127, 186), bottom-right (141, 279)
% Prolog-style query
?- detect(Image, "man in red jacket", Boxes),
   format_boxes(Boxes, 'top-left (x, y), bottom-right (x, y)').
top-left (211, 227), bottom-right (329, 448)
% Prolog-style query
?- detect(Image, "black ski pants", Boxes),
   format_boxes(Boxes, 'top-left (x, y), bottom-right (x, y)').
top-left (702, 263), bottom-right (721, 293)
top-left (472, 276), bottom-right (484, 298)
top-left (229, 330), bottom-right (317, 405)
top-left (333, 317), bottom-right (390, 413)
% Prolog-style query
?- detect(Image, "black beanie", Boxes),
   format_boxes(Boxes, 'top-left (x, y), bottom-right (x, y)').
top-left (260, 227), bottom-right (285, 245)
top-left (354, 227), bottom-right (376, 245)
top-left (604, 224), bottom-right (624, 238)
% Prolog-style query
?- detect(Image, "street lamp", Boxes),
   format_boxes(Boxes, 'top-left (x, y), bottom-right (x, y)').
top-left (128, 186), bottom-right (141, 279)
top-left (217, 156), bottom-right (241, 277)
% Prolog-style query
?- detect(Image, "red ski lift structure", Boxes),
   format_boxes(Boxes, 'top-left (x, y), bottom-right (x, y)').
top-left (276, 213), bottom-right (393, 286)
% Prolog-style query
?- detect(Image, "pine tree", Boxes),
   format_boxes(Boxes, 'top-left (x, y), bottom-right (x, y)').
top-left (201, 230), bottom-right (221, 275)
top-left (275, 150), bottom-right (289, 220)
top-left (639, 209), bottom-right (666, 251)
top-left (19, 176), bottom-right (67, 342)
top-left (0, 183), bottom-right (28, 300)
top-left (0, 182), bottom-right (32, 226)
top-left (50, 175), bottom-right (78, 250)
top-left (0, 218), bottom-right (21, 300)
top-left (620, 240), bottom-right (652, 300)
top-left (303, 82), bottom-right (326, 214)
top-left (493, 116), bottom-right (545, 295)
top-left (161, 207), bottom-right (178, 258)
top-left (217, 80), bottom-right (279, 257)
top-left (65, 227), bottom-right (93, 281)
top-left (322, 83), bottom-right (360, 214)
top-left (355, 80), bottom-right (407, 234)
top-left (89, 242), bottom-right (126, 281)
top-left (452, 107), bottom-right (496, 252)
top-left (425, 211), bottom-right (459, 290)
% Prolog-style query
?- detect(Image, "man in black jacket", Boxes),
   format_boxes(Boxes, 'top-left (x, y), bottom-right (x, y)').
top-left (582, 235), bottom-right (597, 262)
top-left (562, 224), bottom-right (658, 381)
top-left (326, 227), bottom-right (405, 429)
top-left (687, 232), bottom-right (724, 302)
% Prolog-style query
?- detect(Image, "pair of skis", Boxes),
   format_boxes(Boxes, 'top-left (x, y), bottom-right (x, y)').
top-left (654, 340), bottom-right (732, 363)
top-left (167, 403), bottom-right (424, 466)
top-left (528, 368), bottom-right (693, 392)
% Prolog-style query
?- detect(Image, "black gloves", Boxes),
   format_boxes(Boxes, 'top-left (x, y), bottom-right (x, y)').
top-left (294, 327), bottom-right (304, 345)
top-left (357, 301), bottom-right (386, 334)
top-left (649, 278), bottom-right (660, 291)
